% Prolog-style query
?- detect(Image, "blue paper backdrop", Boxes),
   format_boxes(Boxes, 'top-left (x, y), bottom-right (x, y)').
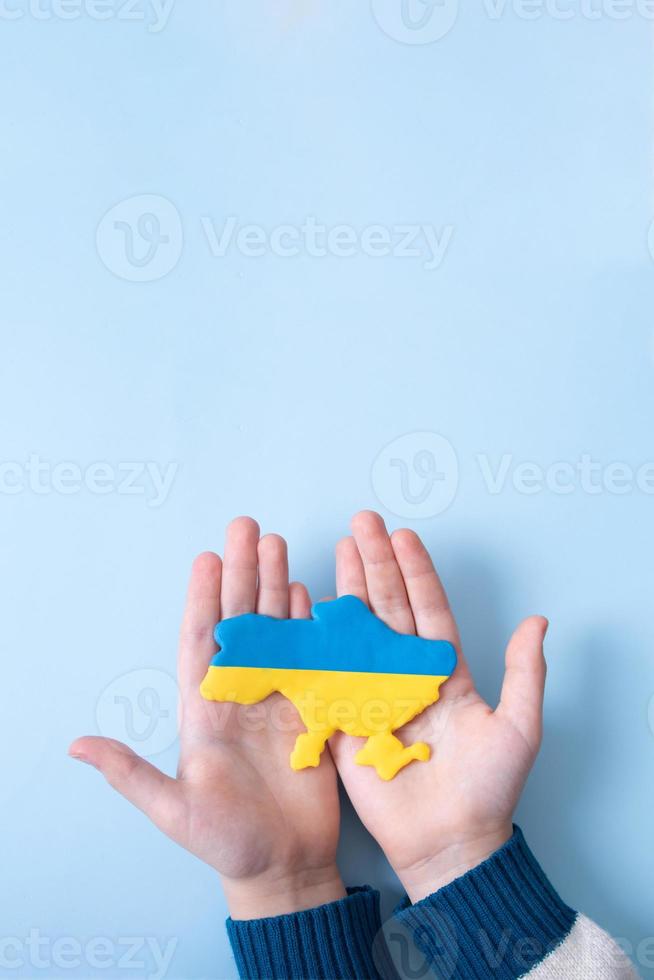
top-left (1, 2), bottom-right (653, 977)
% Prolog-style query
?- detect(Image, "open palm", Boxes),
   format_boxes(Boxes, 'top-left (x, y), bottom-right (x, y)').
top-left (70, 518), bottom-right (345, 918)
top-left (330, 511), bottom-right (548, 902)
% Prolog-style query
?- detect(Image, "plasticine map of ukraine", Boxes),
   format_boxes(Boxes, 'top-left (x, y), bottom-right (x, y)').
top-left (200, 595), bottom-right (457, 780)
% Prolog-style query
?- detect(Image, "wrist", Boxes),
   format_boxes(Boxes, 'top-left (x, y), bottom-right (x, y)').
top-left (394, 828), bottom-right (579, 980)
top-left (397, 823), bottom-right (513, 903)
top-left (223, 864), bottom-right (347, 920)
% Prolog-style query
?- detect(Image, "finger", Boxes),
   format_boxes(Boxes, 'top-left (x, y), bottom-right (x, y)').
top-left (335, 536), bottom-right (369, 605)
top-left (389, 529), bottom-right (460, 648)
top-left (178, 551), bottom-right (222, 696)
top-left (390, 529), bottom-right (474, 690)
top-left (68, 736), bottom-right (183, 837)
top-left (256, 534), bottom-right (289, 618)
top-left (220, 516), bottom-right (260, 618)
top-left (351, 510), bottom-right (415, 635)
top-left (289, 581), bottom-right (311, 619)
top-left (497, 617), bottom-right (548, 752)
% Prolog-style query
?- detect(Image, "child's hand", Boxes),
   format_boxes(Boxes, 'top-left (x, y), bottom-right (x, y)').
top-left (331, 511), bottom-right (548, 903)
top-left (70, 518), bottom-right (345, 919)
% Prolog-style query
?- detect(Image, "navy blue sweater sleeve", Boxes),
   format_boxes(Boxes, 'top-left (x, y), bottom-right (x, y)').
top-left (226, 829), bottom-right (587, 980)
top-left (226, 886), bottom-right (383, 979)
top-left (392, 826), bottom-right (577, 980)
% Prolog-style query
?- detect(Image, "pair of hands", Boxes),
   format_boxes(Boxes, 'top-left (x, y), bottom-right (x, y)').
top-left (70, 511), bottom-right (547, 919)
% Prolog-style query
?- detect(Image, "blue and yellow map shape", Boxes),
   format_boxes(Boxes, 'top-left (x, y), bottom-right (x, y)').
top-left (200, 595), bottom-right (457, 780)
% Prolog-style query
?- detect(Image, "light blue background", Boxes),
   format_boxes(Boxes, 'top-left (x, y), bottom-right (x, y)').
top-left (1, 2), bottom-right (653, 977)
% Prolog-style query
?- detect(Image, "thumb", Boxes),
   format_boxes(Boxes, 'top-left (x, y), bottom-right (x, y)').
top-left (496, 616), bottom-right (548, 753)
top-left (69, 736), bottom-right (183, 837)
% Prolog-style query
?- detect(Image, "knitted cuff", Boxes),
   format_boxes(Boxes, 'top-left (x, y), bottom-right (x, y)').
top-left (392, 826), bottom-right (576, 980)
top-left (227, 885), bottom-right (383, 979)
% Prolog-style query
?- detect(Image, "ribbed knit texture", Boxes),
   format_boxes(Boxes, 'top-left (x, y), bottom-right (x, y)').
top-left (227, 886), bottom-right (383, 979)
top-left (393, 826), bottom-right (577, 980)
